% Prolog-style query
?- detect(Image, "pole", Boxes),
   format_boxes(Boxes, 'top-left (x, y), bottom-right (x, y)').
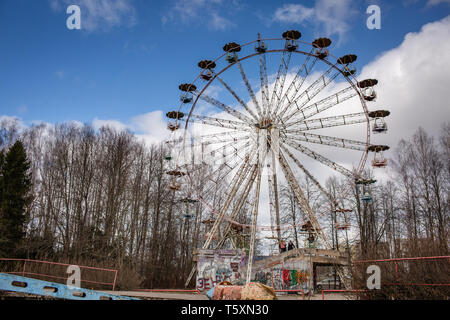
top-left (22, 260), bottom-right (27, 277)
top-left (112, 270), bottom-right (118, 291)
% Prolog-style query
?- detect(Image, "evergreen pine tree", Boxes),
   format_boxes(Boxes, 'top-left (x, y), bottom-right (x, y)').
top-left (0, 141), bottom-right (32, 257)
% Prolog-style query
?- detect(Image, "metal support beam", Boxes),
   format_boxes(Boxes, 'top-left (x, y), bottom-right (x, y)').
top-left (246, 166), bottom-right (262, 284)
top-left (277, 151), bottom-right (351, 289)
top-left (184, 147), bottom-right (256, 287)
top-left (216, 165), bottom-right (258, 249)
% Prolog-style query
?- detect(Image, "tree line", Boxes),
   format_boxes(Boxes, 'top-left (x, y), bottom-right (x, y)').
top-left (0, 117), bottom-right (448, 292)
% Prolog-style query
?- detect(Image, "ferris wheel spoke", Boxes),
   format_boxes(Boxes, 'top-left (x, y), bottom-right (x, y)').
top-left (280, 144), bottom-right (334, 201)
top-left (213, 143), bottom-right (258, 196)
top-left (216, 139), bottom-right (252, 164)
top-left (278, 149), bottom-right (332, 250)
top-left (178, 138), bottom-right (250, 169)
top-left (278, 66), bottom-right (341, 122)
top-left (282, 131), bottom-right (367, 151)
top-left (268, 50), bottom-right (293, 118)
top-left (267, 149), bottom-right (281, 242)
top-left (183, 114), bottom-right (251, 131)
top-left (201, 155), bottom-right (254, 249)
top-left (246, 165), bottom-right (262, 284)
top-left (202, 161), bottom-right (236, 186)
top-left (204, 163), bottom-right (255, 216)
top-left (185, 133), bottom-right (250, 150)
top-left (267, 172), bottom-right (277, 239)
top-left (195, 91), bottom-right (255, 125)
top-left (285, 86), bottom-right (358, 125)
top-left (272, 49), bottom-right (317, 119)
top-left (216, 164), bottom-right (259, 249)
top-left (285, 112), bottom-right (368, 131)
top-left (215, 75), bottom-right (259, 121)
top-left (258, 53), bottom-right (270, 119)
top-left (201, 148), bottom-right (257, 201)
top-left (186, 129), bottom-right (249, 144)
top-left (186, 138), bottom-right (251, 169)
top-left (201, 162), bottom-right (242, 196)
top-left (281, 139), bottom-right (355, 178)
top-left (235, 54), bottom-right (263, 118)
top-left (165, 130), bottom-right (248, 152)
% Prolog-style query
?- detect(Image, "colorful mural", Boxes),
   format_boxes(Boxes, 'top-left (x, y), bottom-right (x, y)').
top-left (196, 250), bottom-right (246, 292)
top-left (252, 260), bottom-right (311, 292)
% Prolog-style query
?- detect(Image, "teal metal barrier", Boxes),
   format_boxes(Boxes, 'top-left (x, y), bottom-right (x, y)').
top-left (0, 273), bottom-right (139, 300)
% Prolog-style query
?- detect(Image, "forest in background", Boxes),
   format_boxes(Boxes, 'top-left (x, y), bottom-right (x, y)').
top-left (0, 117), bottom-right (448, 291)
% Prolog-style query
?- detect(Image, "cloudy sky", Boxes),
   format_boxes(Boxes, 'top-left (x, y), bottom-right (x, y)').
top-left (1, 0), bottom-right (450, 193)
top-left (1, 0), bottom-right (449, 141)
top-left (1, 0), bottom-right (449, 248)
top-left (1, 0), bottom-right (449, 175)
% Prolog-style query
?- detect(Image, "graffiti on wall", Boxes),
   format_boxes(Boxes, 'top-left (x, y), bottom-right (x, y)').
top-left (196, 250), bottom-right (245, 292)
top-left (253, 260), bottom-right (311, 291)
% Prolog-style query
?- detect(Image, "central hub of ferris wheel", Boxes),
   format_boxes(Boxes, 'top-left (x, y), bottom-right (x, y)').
top-left (255, 118), bottom-right (273, 130)
top-left (164, 30), bottom-right (390, 290)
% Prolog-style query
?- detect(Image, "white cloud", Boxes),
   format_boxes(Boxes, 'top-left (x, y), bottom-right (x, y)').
top-left (49, 0), bottom-right (136, 32)
top-left (210, 12), bottom-right (235, 31)
top-left (162, 0), bottom-right (236, 31)
top-left (359, 15), bottom-right (450, 145)
top-left (273, 0), bottom-right (357, 44)
top-left (1, 111), bottom-right (170, 148)
top-left (92, 111), bottom-right (170, 146)
top-left (427, 0), bottom-right (450, 5)
top-left (273, 4), bottom-right (315, 23)
top-left (131, 111), bottom-right (171, 145)
top-left (55, 71), bottom-right (64, 80)
top-left (92, 118), bottom-right (128, 132)
top-left (403, 0), bottom-right (450, 6)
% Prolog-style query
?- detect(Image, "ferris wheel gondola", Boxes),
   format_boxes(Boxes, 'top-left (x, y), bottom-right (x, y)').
top-left (369, 110), bottom-right (390, 134)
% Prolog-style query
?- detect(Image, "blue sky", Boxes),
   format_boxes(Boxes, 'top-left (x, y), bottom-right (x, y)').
top-left (0, 0), bottom-right (449, 131)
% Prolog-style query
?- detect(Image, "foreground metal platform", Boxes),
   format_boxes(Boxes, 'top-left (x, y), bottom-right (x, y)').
top-left (0, 273), bottom-right (139, 300)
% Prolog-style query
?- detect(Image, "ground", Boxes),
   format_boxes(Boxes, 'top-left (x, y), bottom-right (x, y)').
top-left (1, 290), bottom-right (355, 300)
top-left (100, 291), bottom-right (355, 300)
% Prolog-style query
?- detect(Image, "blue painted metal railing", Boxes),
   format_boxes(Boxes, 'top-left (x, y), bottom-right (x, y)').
top-left (0, 273), bottom-right (140, 300)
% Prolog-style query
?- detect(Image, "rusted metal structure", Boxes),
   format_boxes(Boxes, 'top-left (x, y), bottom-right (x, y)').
top-left (162, 31), bottom-right (389, 290)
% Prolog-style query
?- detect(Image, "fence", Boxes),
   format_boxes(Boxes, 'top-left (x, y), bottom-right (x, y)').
top-left (353, 255), bottom-right (450, 299)
top-left (0, 258), bottom-right (118, 291)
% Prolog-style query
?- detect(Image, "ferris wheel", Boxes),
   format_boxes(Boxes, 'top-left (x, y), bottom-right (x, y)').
top-left (164, 31), bottom-right (390, 287)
